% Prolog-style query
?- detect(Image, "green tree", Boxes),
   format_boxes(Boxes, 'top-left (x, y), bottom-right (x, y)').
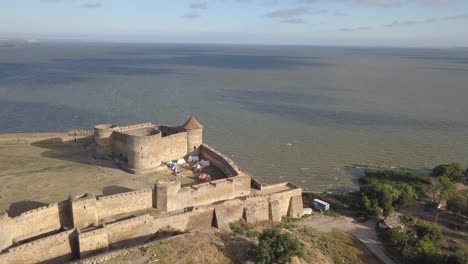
top-left (447, 194), bottom-right (468, 217)
top-left (439, 176), bottom-right (456, 202)
top-left (253, 228), bottom-right (304, 264)
top-left (396, 184), bottom-right (418, 209)
top-left (381, 186), bottom-right (395, 216)
top-left (414, 223), bottom-right (442, 243)
top-left (428, 176), bottom-right (456, 204)
top-left (432, 163), bottom-right (465, 182)
top-left (410, 236), bottom-right (442, 264)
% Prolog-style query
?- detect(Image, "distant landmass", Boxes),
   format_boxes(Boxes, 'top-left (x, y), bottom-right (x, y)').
top-left (0, 39), bottom-right (41, 48)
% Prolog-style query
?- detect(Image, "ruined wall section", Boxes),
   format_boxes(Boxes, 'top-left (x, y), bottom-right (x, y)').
top-left (161, 132), bottom-right (187, 161)
top-left (96, 189), bottom-right (153, 220)
top-left (0, 230), bottom-right (75, 264)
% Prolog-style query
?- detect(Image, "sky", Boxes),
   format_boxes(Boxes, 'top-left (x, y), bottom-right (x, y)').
top-left (1, 0), bottom-right (468, 46)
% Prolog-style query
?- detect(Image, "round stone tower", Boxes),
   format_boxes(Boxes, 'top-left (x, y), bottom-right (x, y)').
top-left (182, 116), bottom-right (203, 155)
top-left (127, 129), bottom-right (162, 174)
top-left (94, 124), bottom-right (114, 159)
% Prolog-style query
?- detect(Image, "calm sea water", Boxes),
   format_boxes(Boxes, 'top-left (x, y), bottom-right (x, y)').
top-left (1, 43), bottom-right (467, 191)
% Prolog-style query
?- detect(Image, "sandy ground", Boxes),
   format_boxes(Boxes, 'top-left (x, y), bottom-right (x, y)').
top-left (300, 214), bottom-right (396, 264)
top-left (0, 142), bottom-right (208, 216)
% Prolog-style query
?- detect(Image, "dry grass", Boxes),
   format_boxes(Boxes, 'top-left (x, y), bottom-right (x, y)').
top-left (93, 217), bottom-right (384, 264)
top-left (0, 143), bottom-right (199, 215)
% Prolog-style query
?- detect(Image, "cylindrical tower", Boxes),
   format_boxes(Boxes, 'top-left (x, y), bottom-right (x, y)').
top-left (181, 116), bottom-right (203, 155)
top-left (127, 129), bottom-right (162, 174)
top-left (94, 124), bottom-right (114, 159)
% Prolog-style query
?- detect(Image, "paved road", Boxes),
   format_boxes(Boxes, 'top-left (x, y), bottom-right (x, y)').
top-left (301, 214), bottom-right (395, 264)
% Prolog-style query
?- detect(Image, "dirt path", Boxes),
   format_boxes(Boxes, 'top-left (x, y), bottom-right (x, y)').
top-left (301, 214), bottom-right (395, 264)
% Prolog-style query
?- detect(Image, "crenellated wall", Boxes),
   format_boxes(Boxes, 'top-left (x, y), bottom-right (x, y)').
top-left (155, 175), bottom-right (251, 212)
top-left (10, 204), bottom-right (62, 242)
top-left (200, 144), bottom-right (243, 177)
top-left (0, 185), bottom-right (303, 264)
top-left (96, 189), bottom-right (153, 220)
top-left (0, 230), bottom-right (75, 264)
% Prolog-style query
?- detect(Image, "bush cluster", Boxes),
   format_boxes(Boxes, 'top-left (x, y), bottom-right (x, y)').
top-left (253, 228), bottom-right (304, 264)
top-left (379, 222), bottom-right (466, 264)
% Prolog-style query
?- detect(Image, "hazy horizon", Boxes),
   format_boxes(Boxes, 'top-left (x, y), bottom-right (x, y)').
top-left (2, 1), bottom-right (468, 46)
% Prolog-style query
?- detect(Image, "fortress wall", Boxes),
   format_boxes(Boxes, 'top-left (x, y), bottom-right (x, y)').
top-left (159, 125), bottom-right (183, 137)
top-left (0, 133), bottom-right (92, 145)
top-left (78, 228), bottom-right (109, 258)
top-left (112, 123), bottom-right (153, 133)
top-left (200, 144), bottom-right (240, 177)
top-left (161, 132), bottom-right (188, 161)
top-left (0, 230), bottom-right (74, 264)
top-left (96, 189), bottom-right (153, 220)
top-left (106, 215), bottom-right (153, 250)
top-left (68, 129), bottom-right (93, 136)
top-left (111, 131), bottom-right (128, 158)
top-left (11, 204), bottom-right (61, 242)
top-left (223, 199), bottom-right (245, 222)
top-left (164, 175), bottom-right (251, 212)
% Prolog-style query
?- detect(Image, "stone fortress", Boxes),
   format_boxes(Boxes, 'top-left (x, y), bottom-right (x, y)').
top-left (94, 116), bottom-right (203, 174)
top-left (0, 116), bottom-right (304, 264)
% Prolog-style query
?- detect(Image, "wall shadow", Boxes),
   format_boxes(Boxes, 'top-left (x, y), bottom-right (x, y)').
top-left (101, 185), bottom-right (135, 196)
top-left (7, 200), bottom-right (48, 217)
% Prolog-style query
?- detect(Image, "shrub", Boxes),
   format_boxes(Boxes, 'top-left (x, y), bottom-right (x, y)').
top-left (432, 163), bottom-right (465, 182)
top-left (414, 223), bottom-right (442, 243)
top-left (253, 228), bottom-right (304, 264)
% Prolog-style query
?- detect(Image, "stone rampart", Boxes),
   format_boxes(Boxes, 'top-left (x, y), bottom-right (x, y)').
top-left (200, 144), bottom-right (243, 177)
top-left (68, 129), bottom-right (93, 136)
top-left (0, 133), bottom-right (93, 145)
top-left (0, 230), bottom-right (75, 264)
top-left (111, 123), bottom-right (154, 133)
top-left (156, 175), bottom-right (251, 212)
top-left (0, 183), bottom-right (303, 263)
top-left (96, 189), bottom-right (153, 220)
top-left (11, 204), bottom-right (61, 242)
